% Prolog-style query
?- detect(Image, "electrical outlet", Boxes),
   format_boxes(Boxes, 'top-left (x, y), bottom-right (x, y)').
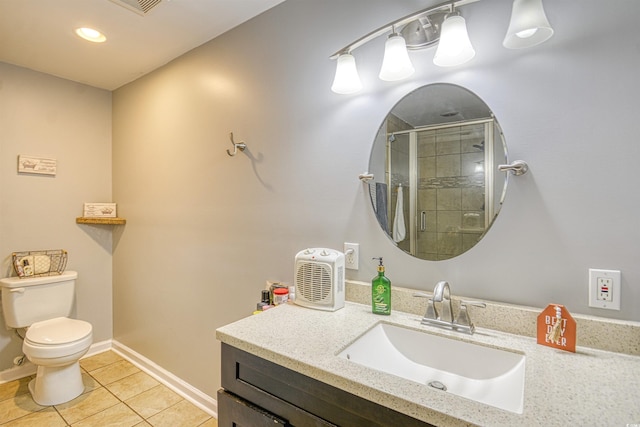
top-left (588, 269), bottom-right (621, 310)
top-left (344, 242), bottom-right (359, 270)
top-left (597, 277), bottom-right (613, 301)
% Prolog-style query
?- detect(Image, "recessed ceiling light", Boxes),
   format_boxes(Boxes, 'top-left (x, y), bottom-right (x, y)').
top-left (75, 27), bottom-right (106, 43)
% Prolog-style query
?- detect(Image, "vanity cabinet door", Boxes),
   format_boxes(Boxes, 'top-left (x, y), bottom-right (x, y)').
top-left (217, 390), bottom-right (288, 427)
top-left (221, 343), bottom-right (433, 427)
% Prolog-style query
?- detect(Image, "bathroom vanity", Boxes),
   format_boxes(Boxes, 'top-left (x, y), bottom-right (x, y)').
top-left (216, 300), bottom-right (640, 426)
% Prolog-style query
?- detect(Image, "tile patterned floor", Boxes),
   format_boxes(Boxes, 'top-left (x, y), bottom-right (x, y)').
top-left (0, 351), bottom-right (217, 427)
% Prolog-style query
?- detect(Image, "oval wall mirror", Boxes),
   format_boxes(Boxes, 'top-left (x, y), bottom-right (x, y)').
top-left (368, 83), bottom-right (508, 261)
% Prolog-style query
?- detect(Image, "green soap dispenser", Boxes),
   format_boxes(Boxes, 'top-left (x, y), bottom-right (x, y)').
top-left (371, 257), bottom-right (391, 315)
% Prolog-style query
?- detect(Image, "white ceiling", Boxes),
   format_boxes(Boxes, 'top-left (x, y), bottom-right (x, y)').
top-left (0, 0), bottom-right (286, 91)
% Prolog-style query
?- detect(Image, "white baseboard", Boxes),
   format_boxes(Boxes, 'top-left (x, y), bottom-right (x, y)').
top-left (84, 339), bottom-right (113, 358)
top-left (0, 339), bottom-right (113, 384)
top-left (111, 340), bottom-right (218, 418)
top-left (1, 339), bottom-right (218, 419)
top-left (0, 360), bottom-right (36, 383)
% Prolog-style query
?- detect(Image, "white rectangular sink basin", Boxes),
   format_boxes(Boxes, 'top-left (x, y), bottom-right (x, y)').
top-left (338, 322), bottom-right (525, 414)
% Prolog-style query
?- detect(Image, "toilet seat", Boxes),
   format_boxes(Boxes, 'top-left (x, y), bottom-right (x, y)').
top-left (24, 317), bottom-right (92, 359)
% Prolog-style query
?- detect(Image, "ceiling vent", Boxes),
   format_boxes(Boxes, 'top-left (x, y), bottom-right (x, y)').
top-left (109, 0), bottom-right (163, 16)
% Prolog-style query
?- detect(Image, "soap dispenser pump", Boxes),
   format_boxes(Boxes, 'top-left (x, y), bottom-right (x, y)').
top-left (371, 257), bottom-right (391, 315)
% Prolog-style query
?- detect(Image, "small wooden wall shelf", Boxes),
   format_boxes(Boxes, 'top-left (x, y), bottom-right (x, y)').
top-left (76, 217), bottom-right (126, 225)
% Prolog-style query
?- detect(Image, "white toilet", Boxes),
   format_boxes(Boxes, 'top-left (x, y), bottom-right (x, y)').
top-left (0, 271), bottom-right (93, 406)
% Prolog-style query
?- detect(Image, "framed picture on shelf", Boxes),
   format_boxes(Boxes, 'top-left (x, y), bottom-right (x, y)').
top-left (83, 203), bottom-right (117, 218)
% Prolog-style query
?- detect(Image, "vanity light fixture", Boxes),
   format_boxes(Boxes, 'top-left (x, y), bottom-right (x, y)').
top-left (75, 27), bottom-right (107, 43)
top-left (433, 11), bottom-right (475, 67)
top-left (503, 0), bottom-right (554, 49)
top-left (330, 0), bottom-right (553, 94)
top-left (378, 30), bottom-right (415, 81)
top-left (331, 53), bottom-right (363, 94)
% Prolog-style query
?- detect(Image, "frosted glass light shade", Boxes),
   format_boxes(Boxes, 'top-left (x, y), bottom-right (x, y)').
top-left (331, 53), bottom-right (363, 94)
top-left (378, 34), bottom-right (415, 81)
top-left (433, 15), bottom-right (475, 67)
top-left (503, 0), bottom-right (554, 49)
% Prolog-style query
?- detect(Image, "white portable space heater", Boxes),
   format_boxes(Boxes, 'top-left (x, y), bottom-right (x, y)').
top-left (294, 248), bottom-right (345, 311)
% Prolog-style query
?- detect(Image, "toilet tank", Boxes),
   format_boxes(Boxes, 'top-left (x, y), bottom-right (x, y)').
top-left (0, 271), bottom-right (78, 329)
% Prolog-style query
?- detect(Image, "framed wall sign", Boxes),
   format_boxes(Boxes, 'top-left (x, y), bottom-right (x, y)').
top-left (18, 155), bottom-right (57, 176)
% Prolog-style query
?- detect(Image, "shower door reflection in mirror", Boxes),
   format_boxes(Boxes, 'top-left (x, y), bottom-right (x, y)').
top-left (385, 119), bottom-right (504, 260)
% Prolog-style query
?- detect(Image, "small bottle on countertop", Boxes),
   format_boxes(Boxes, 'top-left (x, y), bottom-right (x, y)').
top-left (256, 289), bottom-right (272, 311)
top-left (273, 287), bottom-right (289, 305)
top-left (371, 257), bottom-right (391, 315)
top-left (261, 290), bottom-right (271, 305)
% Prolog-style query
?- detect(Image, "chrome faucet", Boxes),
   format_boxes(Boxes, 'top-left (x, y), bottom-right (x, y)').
top-left (414, 281), bottom-right (486, 335)
top-left (432, 281), bottom-right (454, 323)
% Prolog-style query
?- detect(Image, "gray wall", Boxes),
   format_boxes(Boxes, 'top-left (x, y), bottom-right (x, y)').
top-left (0, 63), bottom-right (113, 372)
top-left (1, 0), bottom-right (635, 400)
top-left (112, 0), bottom-right (640, 398)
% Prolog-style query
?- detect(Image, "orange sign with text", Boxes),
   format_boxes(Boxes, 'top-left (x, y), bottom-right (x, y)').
top-left (537, 304), bottom-right (576, 352)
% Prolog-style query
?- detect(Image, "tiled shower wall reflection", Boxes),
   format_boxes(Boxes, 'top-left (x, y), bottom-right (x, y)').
top-left (387, 117), bottom-right (486, 261)
top-left (417, 125), bottom-right (485, 260)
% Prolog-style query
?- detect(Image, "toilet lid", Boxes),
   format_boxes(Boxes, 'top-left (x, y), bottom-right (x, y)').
top-left (26, 317), bottom-right (92, 345)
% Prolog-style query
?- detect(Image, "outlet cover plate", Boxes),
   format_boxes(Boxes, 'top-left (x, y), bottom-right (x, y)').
top-left (344, 242), bottom-right (359, 270)
top-left (588, 268), bottom-right (621, 310)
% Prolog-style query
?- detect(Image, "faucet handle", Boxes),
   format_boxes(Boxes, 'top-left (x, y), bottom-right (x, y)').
top-left (454, 300), bottom-right (486, 332)
top-left (413, 293), bottom-right (438, 320)
top-left (460, 300), bottom-right (486, 309)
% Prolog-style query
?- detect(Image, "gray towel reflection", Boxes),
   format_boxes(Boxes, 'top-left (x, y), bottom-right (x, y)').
top-left (375, 182), bottom-right (389, 234)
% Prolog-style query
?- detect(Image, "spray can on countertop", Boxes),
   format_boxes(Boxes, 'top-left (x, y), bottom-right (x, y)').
top-left (256, 290), bottom-right (272, 311)
top-left (371, 257), bottom-right (391, 315)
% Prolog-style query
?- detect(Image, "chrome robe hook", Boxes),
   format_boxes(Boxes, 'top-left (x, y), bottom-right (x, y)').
top-left (226, 132), bottom-right (247, 157)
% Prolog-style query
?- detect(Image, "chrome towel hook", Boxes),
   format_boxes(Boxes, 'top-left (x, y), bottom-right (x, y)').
top-left (226, 132), bottom-right (247, 157)
top-left (498, 160), bottom-right (529, 176)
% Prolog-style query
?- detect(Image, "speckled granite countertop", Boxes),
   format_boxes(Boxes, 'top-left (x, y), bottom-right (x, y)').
top-left (216, 302), bottom-right (640, 426)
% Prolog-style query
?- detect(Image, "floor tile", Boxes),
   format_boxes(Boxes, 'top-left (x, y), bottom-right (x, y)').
top-left (71, 402), bottom-right (143, 427)
top-left (1, 351), bottom-right (217, 427)
top-left (146, 399), bottom-right (211, 427)
top-left (0, 376), bottom-right (32, 402)
top-left (125, 384), bottom-right (183, 419)
top-left (199, 418), bottom-right (218, 427)
top-left (55, 386), bottom-right (120, 424)
top-left (1, 406), bottom-right (67, 427)
top-left (80, 351), bottom-right (124, 372)
top-left (81, 371), bottom-right (101, 393)
top-left (0, 392), bottom-right (46, 423)
top-left (106, 370), bottom-right (159, 401)
top-left (90, 360), bottom-right (140, 386)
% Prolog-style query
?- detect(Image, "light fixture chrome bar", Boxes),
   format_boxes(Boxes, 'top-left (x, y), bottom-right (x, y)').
top-left (329, 0), bottom-right (480, 59)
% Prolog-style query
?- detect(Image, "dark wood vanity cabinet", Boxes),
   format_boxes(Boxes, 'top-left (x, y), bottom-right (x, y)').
top-left (219, 343), bottom-right (434, 427)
